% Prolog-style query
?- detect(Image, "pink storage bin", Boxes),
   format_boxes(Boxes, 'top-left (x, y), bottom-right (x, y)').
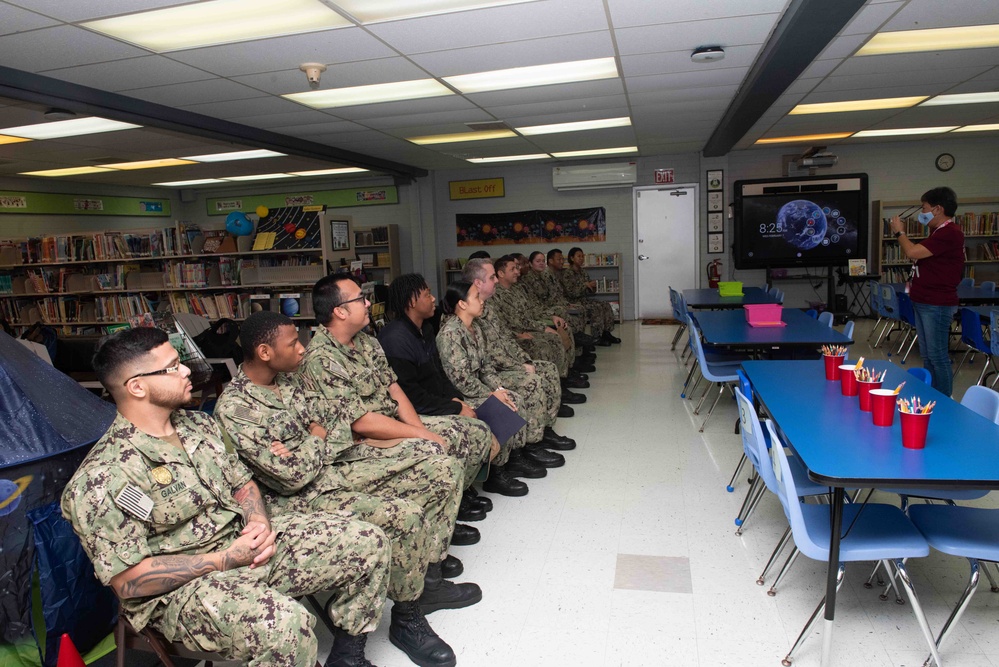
top-left (743, 304), bottom-right (785, 327)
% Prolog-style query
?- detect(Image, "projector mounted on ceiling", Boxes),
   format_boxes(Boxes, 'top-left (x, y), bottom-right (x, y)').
top-left (796, 153), bottom-right (838, 168)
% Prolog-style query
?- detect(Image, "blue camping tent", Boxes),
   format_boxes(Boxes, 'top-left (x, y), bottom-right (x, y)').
top-left (0, 331), bottom-right (117, 665)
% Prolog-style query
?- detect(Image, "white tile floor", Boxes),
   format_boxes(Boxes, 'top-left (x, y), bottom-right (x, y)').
top-left (324, 319), bottom-right (999, 667)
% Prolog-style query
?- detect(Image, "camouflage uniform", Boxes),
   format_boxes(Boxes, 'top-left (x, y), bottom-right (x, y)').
top-left (485, 285), bottom-right (571, 377)
top-left (561, 265), bottom-right (616, 334)
top-left (478, 305), bottom-right (563, 407)
top-left (520, 268), bottom-right (587, 335)
top-left (301, 326), bottom-right (491, 489)
top-left (216, 368), bottom-right (462, 599)
top-left (437, 317), bottom-right (554, 448)
top-left (61, 410), bottom-right (389, 667)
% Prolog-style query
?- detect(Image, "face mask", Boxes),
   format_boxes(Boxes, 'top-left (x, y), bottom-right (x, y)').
top-left (917, 211), bottom-right (934, 226)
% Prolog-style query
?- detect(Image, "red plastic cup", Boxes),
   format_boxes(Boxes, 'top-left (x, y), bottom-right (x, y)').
top-left (857, 380), bottom-right (883, 411)
top-left (839, 364), bottom-right (858, 396)
top-left (870, 389), bottom-right (896, 426)
top-left (900, 411), bottom-right (932, 449)
top-left (823, 355), bottom-right (845, 381)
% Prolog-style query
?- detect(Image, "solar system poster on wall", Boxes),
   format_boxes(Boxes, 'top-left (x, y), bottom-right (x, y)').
top-left (252, 205), bottom-right (324, 250)
top-left (456, 207), bottom-right (606, 246)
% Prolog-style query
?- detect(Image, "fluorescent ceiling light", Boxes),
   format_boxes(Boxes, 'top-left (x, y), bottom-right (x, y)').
top-left (467, 153), bottom-right (551, 163)
top-left (289, 167), bottom-right (369, 176)
top-left (857, 24), bottom-right (999, 56)
top-left (284, 79), bottom-right (453, 109)
top-left (516, 117), bottom-right (632, 136)
top-left (82, 0), bottom-right (350, 52)
top-left (851, 126), bottom-right (957, 138)
top-left (1, 117), bottom-right (141, 139)
top-left (153, 178), bottom-right (227, 186)
top-left (921, 92), bottom-right (999, 106)
top-left (408, 129), bottom-right (517, 145)
top-left (445, 57), bottom-right (618, 94)
top-left (222, 173), bottom-right (299, 181)
top-left (552, 146), bottom-right (637, 158)
top-left (0, 135), bottom-right (31, 145)
top-left (790, 97), bottom-right (926, 115)
top-left (182, 149), bottom-right (286, 162)
top-left (332, 0), bottom-right (535, 23)
top-left (98, 158), bottom-right (195, 170)
top-left (953, 123), bottom-right (999, 133)
top-left (755, 132), bottom-right (853, 145)
top-left (20, 166), bottom-right (115, 177)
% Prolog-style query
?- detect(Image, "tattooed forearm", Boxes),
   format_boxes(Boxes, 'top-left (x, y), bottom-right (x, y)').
top-left (112, 554), bottom-right (221, 599)
top-left (233, 481), bottom-right (269, 524)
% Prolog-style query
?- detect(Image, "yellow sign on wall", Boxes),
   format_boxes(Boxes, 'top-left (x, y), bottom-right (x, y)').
top-left (449, 178), bottom-right (505, 200)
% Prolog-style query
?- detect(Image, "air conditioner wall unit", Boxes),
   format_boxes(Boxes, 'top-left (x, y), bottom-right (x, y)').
top-left (552, 162), bottom-right (637, 191)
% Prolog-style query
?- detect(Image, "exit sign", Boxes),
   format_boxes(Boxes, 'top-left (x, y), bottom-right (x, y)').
top-left (654, 169), bottom-right (674, 184)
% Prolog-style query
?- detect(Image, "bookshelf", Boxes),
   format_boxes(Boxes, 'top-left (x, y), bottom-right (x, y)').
top-left (871, 198), bottom-right (999, 283)
top-left (0, 219), bottom-right (335, 335)
top-left (353, 224), bottom-right (400, 283)
top-left (582, 252), bottom-right (623, 323)
top-left (441, 258), bottom-right (466, 291)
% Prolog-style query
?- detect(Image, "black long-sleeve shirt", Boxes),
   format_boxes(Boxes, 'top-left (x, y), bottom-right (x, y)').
top-left (377, 316), bottom-right (464, 416)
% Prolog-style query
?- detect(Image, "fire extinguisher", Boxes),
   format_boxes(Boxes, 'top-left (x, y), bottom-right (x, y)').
top-left (706, 259), bottom-right (722, 288)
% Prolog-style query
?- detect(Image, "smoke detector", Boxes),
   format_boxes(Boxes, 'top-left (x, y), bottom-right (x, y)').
top-left (690, 46), bottom-right (725, 64)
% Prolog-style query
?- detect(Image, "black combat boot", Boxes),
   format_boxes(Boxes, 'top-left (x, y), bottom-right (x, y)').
top-left (389, 600), bottom-right (457, 667)
top-left (418, 561), bottom-right (483, 614)
top-left (325, 627), bottom-right (375, 667)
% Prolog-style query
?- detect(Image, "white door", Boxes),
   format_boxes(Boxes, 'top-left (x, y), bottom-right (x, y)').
top-left (634, 185), bottom-right (698, 318)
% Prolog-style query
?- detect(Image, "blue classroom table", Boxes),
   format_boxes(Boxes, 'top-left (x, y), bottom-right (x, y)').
top-left (692, 308), bottom-right (853, 354)
top-left (682, 286), bottom-right (778, 309)
top-left (742, 359), bottom-right (999, 666)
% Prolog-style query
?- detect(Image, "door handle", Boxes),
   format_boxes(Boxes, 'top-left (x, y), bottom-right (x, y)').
top-left (638, 254), bottom-right (650, 261)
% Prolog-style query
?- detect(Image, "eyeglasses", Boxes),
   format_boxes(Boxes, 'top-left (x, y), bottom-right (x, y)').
top-left (335, 295), bottom-right (368, 308)
top-left (124, 363), bottom-right (183, 386)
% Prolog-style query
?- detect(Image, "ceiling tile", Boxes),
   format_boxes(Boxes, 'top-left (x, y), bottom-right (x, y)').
top-left (834, 48), bottom-right (999, 76)
top-left (232, 58), bottom-right (430, 95)
top-left (815, 66), bottom-right (991, 94)
top-left (41, 55), bottom-right (214, 91)
top-left (815, 33), bottom-right (867, 60)
top-left (264, 120), bottom-right (375, 138)
top-left (361, 109), bottom-right (497, 130)
top-left (526, 126), bottom-right (637, 150)
top-left (178, 96), bottom-right (310, 120)
top-left (120, 79), bottom-right (266, 106)
top-left (364, 0), bottom-right (609, 54)
top-left (329, 96), bottom-right (479, 121)
top-left (233, 109), bottom-right (346, 129)
top-left (800, 59), bottom-right (841, 79)
top-left (4, 0), bottom-right (190, 22)
top-left (608, 0), bottom-right (788, 29)
top-left (166, 28), bottom-right (395, 77)
top-left (465, 79), bottom-right (625, 108)
top-left (487, 95), bottom-right (629, 122)
top-left (614, 13), bottom-right (780, 55)
top-left (627, 84), bottom-right (740, 107)
top-left (409, 31), bottom-right (615, 77)
top-left (625, 68), bottom-right (747, 93)
top-left (882, 0), bottom-right (999, 31)
top-left (621, 45), bottom-right (759, 78)
top-left (0, 25), bottom-right (146, 71)
top-left (839, 1), bottom-right (904, 35)
top-left (0, 2), bottom-right (58, 34)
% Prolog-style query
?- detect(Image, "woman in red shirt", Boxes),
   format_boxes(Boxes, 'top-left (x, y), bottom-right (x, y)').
top-left (888, 186), bottom-right (964, 396)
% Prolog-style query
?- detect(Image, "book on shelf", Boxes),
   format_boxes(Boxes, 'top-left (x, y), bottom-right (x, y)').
top-left (249, 294), bottom-right (272, 313)
top-left (848, 259), bottom-right (867, 276)
top-left (278, 293), bottom-right (302, 317)
top-left (201, 230), bottom-right (228, 253)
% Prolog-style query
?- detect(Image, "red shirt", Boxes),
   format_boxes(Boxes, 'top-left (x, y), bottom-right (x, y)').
top-left (910, 222), bottom-right (965, 306)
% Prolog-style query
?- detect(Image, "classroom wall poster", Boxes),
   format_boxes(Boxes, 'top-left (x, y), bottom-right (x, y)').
top-left (456, 207), bottom-right (606, 246)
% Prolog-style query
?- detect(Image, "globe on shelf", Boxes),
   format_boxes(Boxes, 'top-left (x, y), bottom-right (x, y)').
top-left (778, 200), bottom-right (827, 250)
top-left (225, 211), bottom-right (254, 236)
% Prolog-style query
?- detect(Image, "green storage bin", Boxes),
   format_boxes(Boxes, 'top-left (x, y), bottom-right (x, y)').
top-left (717, 281), bottom-right (744, 297)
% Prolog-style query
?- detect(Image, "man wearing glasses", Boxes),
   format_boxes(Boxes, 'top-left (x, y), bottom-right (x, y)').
top-left (61, 326), bottom-right (391, 667)
top-left (301, 275), bottom-right (494, 550)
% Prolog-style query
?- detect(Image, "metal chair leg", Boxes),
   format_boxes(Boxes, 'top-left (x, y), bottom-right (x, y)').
top-left (733, 474), bottom-right (761, 529)
top-left (979, 559), bottom-right (998, 592)
top-left (922, 559), bottom-right (980, 667)
top-left (902, 332), bottom-right (919, 364)
top-left (891, 559), bottom-right (942, 667)
top-left (726, 453), bottom-right (747, 492)
top-left (868, 316), bottom-right (885, 342)
top-left (693, 379), bottom-right (714, 413)
top-left (767, 547), bottom-right (801, 596)
top-left (895, 327), bottom-right (911, 357)
top-left (735, 477), bottom-right (767, 534)
top-left (782, 564), bottom-right (845, 666)
top-left (757, 526), bottom-right (792, 586)
top-left (680, 360), bottom-right (699, 397)
top-left (670, 323), bottom-right (686, 350)
top-left (698, 383), bottom-right (726, 431)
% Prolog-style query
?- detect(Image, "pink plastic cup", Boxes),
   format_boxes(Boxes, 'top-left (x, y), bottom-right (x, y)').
top-left (900, 411), bottom-right (932, 449)
top-left (858, 380), bottom-right (883, 412)
top-left (839, 364), bottom-right (858, 396)
top-left (870, 389), bottom-right (896, 426)
top-left (823, 355), bottom-right (845, 381)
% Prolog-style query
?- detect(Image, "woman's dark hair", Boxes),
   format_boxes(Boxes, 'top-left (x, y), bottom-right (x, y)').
top-left (528, 251), bottom-right (544, 263)
top-left (921, 187), bottom-right (958, 217)
top-left (387, 273), bottom-right (430, 318)
top-left (240, 311), bottom-right (293, 359)
top-left (92, 326), bottom-right (169, 389)
top-left (442, 281), bottom-right (473, 316)
top-left (567, 247), bottom-right (583, 260)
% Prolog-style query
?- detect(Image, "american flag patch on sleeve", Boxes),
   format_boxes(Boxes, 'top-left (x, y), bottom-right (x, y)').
top-left (114, 483), bottom-right (154, 521)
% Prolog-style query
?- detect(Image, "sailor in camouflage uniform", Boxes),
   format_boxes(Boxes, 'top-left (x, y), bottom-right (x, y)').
top-left (521, 250), bottom-right (588, 338)
top-left (438, 280), bottom-right (578, 491)
top-left (215, 313), bottom-right (477, 665)
top-left (61, 327), bottom-right (390, 667)
top-left (561, 246), bottom-right (621, 344)
top-left (301, 275), bottom-right (492, 547)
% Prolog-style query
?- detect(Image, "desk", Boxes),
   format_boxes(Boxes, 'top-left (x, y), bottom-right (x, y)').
top-left (693, 308), bottom-right (852, 355)
top-left (741, 359), bottom-right (999, 666)
top-left (683, 286), bottom-right (777, 309)
top-left (890, 283), bottom-right (999, 305)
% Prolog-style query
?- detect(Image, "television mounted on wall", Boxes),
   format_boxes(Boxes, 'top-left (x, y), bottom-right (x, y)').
top-left (732, 174), bottom-right (869, 270)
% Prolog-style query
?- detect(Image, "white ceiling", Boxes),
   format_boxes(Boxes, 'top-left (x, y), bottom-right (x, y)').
top-left (0, 0), bottom-right (996, 187)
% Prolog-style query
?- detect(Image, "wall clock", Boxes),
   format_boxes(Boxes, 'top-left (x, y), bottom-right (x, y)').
top-left (935, 153), bottom-right (955, 172)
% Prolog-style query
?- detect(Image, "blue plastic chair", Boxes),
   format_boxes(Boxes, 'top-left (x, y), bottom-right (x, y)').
top-left (894, 292), bottom-right (919, 363)
top-left (867, 280), bottom-right (889, 343)
top-left (981, 280), bottom-right (996, 293)
top-left (817, 311), bottom-right (834, 328)
top-left (726, 370), bottom-right (756, 493)
top-left (669, 287), bottom-right (688, 351)
top-left (680, 315), bottom-right (745, 400)
top-left (955, 307), bottom-right (996, 386)
top-left (874, 284), bottom-right (902, 349)
top-left (991, 310), bottom-right (999, 389)
top-left (959, 277), bottom-right (975, 289)
top-left (765, 420), bottom-right (939, 667)
top-left (907, 367), bottom-right (932, 385)
top-left (907, 505), bottom-right (999, 665)
top-left (686, 314), bottom-right (740, 433)
top-left (804, 309), bottom-right (818, 319)
top-left (768, 286), bottom-right (784, 304)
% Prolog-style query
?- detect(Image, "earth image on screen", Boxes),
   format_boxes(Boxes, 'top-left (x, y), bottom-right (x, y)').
top-left (778, 199), bottom-right (827, 250)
